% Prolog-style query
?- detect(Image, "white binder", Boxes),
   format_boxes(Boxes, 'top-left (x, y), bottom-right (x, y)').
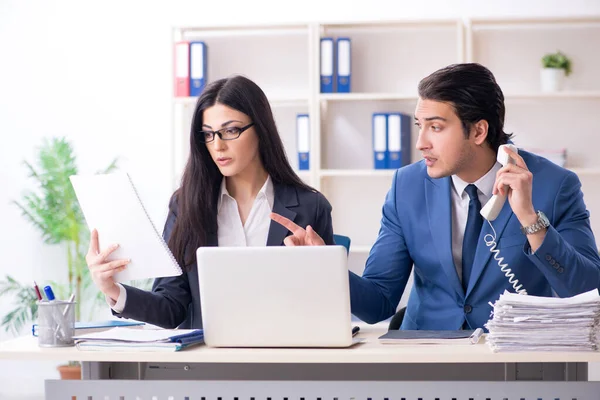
top-left (70, 173), bottom-right (183, 282)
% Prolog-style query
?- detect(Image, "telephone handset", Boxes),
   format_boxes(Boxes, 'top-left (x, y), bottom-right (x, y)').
top-left (478, 144), bottom-right (528, 295)
top-left (480, 144), bottom-right (518, 221)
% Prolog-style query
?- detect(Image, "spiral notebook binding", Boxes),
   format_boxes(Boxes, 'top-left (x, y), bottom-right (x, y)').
top-left (126, 173), bottom-right (182, 275)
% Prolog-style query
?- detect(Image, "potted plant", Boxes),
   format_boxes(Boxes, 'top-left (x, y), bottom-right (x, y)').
top-left (0, 137), bottom-right (118, 379)
top-left (540, 50), bottom-right (572, 92)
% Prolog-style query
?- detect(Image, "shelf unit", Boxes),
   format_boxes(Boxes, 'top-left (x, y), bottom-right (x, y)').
top-left (172, 17), bottom-right (600, 290)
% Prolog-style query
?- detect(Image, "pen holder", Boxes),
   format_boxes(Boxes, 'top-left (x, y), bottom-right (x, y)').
top-left (34, 300), bottom-right (76, 347)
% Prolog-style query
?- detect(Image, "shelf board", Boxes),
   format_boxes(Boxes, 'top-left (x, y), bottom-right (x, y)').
top-left (470, 16), bottom-right (600, 29)
top-left (505, 91), bottom-right (600, 100)
top-left (321, 19), bottom-right (460, 30)
top-left (180, 25), bottom-right (310, 39)
top-left (569, 168), bottom-right (600, 176)
top-left (174, 95), bottom-right (309, 108)
top-left (320, 169), bottom-right (396, 178)
top-left (320, 93), bottom-right (418, 102)
top-left (319, 91), bottom-right (600, 102)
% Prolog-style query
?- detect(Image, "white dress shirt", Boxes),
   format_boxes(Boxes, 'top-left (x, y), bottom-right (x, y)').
top-left (109, 176), bottom-right (275, 313)
top-left (450, 162), bottom-right (502, 282)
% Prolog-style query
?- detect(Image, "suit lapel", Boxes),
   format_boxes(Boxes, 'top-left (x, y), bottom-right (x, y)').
top-left (266, 183), bottom-right (298, 246)
top-left (207, 232), bottom-right (218, 247)
top-left (425, 177), bottom-right (464, 299)
top-left (466, 199), bottom-right (513, 296)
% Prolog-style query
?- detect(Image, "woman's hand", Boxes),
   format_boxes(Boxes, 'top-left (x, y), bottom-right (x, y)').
top-left (85, 229), bottom-right (130, 301)
top-left (270, 212), bottom-right (325, 246)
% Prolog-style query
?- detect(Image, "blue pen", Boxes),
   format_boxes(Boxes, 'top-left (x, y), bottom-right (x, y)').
top-left (43, 285), bottom-right (55, 301)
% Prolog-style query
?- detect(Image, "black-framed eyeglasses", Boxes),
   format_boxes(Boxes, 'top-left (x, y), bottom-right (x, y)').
top-left (198, 123), bottom-right (255, 143)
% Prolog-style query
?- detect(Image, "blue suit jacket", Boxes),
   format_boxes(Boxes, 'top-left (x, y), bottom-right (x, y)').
top-left (349, 150), bottom-right (600, 330)
top-left (115, 182), bottom-right (334, 329)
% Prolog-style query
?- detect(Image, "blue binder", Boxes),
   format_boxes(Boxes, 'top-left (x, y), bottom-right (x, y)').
top-left (336, 38), bottom-right (351, 93)
top-left (387, 113), bottom-right (412, 168)
top-left (190, 41), bottom-right (207, 96)
top-left (297, 114), bottom-right (310, 170)
top-left (320, 38), bottom-right (334, 93)
top-left (372, 113), bottom-right (388, 169)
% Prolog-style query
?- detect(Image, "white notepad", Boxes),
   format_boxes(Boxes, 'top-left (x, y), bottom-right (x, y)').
top-left (70, 173), bottom-right (182, 282)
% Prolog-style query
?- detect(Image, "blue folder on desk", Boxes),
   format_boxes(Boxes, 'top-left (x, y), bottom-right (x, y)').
top-left (74, 327), bottom-right (204, 352)
top-left (75, 320), bottom-right (145, 330)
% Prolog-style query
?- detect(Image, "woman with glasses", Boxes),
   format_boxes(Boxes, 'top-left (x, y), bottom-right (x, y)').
top-left (85, 75), bottom-right (334, 329)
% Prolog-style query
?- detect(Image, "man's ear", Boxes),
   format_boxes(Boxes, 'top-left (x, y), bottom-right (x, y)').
top-left (472, 120), bottom-right (489, 146)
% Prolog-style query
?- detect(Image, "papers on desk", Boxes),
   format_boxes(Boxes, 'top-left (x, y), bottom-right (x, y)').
top-left (485, 289), bottom-right (600, 352)
top-left (379, 328), bottom-right (484, 344)
top-left (73, 327), bottom-right (204, 352)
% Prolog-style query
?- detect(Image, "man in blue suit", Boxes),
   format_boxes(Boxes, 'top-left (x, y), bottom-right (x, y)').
top-left (272, 63), bottom-right (600, 330)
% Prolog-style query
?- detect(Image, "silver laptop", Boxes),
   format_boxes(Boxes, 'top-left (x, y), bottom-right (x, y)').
top-left (196, 245), bottom-right (353, 348)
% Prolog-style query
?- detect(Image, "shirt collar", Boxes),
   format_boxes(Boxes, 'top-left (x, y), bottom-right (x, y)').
top-left (451, 162), bottom-right (502, 199)
top-left (217, 175), bottom-right (274, 212)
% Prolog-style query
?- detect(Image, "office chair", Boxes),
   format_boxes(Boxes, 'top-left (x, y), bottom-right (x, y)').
top-left (388, 307), bottom-right (406, 330)
top-left (333, 234), bottom-right (351, 255)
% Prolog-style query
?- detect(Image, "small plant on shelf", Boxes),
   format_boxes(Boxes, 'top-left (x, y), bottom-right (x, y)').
top-left (541, 51), bottom-right (572, 76)
top-left (540, 50), bottom-right (572, 92)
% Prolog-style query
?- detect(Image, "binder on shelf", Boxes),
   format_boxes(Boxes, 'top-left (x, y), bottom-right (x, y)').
top-left (189, 41), bottom-right (207, 97)
top-left (336, 38), bottom-right (351, 93)
top-left (320, 38), bottom-right (335, 93)
top-left (372, 113), bottom-right (388, 170)
top-left (297, 114), bottom-right (310, 170)
top-left (387, 113), bottom-right (412, 169)
top-left (174, 41), bottom-right (190, 97)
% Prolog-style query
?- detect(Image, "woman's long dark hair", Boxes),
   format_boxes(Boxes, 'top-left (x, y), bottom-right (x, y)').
top-left (168, 75), bottom-right (314, 270)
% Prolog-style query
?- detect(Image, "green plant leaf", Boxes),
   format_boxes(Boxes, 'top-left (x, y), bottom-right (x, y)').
top-left (541, 50), bottom-right (572, 76)
top-left (2, 137), bottom-right (120, 333)
top-left (0, 276), bottom-right (38, 334)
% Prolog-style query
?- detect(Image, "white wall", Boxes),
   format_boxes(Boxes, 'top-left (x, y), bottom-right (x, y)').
top-left (1, 0), bottom-right (600, 398)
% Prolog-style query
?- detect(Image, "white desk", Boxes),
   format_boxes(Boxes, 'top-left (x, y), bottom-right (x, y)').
top-left (1, 325), bottom-right (598, 399)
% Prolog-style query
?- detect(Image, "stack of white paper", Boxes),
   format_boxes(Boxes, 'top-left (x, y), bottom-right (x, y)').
top-left (485, 289), bottom-right (600, 352)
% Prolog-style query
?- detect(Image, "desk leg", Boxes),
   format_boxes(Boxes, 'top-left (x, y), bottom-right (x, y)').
top-left (505, 362), bottom-right (588, 381)
top-left (82, 362), bottom-right (146, 380)
top-left (81, 362), bottom-right (110, 379)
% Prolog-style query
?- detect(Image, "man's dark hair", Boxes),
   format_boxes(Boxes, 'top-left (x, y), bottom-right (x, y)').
top-left (418, 63), bottom-right (513, 152)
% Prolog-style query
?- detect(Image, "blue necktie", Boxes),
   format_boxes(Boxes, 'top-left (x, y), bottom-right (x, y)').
top-left (462, 184), bottom-right (483, 291)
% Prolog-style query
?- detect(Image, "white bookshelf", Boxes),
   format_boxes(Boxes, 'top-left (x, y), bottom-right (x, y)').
top-left (504, 91), bottom-right (600, 99)
top-left (320, 169), bottom-right (397, 178)
top-left (174, 95), bottom-right (309, 107)
top-left (172, 17), bottom-right (600, 277)
top-left (320, 93), bottom-right (419, 102)
top-left (466, 16), bottom-right (600, 240)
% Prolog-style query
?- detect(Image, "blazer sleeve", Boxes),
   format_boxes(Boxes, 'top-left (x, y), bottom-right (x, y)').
top-left (313, 192), bottom-right (335, 246)
top-left (525, 171), bottom-right (600, 296)
top-left (348, 170), bottom-right (414, 324)
top-left (114, 195), bottom-right (192, 329)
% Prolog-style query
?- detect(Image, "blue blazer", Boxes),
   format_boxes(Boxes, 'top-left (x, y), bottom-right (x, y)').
top-left (349, 150), bottom-right (600, 330)
top-left (115, 182), bottom-right (334, 329)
